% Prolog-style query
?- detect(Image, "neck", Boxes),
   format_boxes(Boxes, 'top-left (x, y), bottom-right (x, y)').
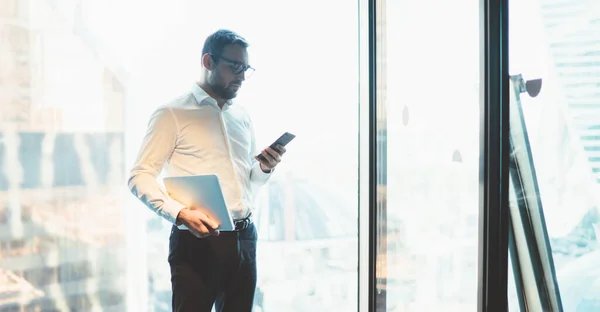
top-left (197, 81), bottom-right (227, 108)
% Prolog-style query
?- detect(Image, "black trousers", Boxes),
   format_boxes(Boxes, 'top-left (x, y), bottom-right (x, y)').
top-left (168, 223), bottom-right (258, 312)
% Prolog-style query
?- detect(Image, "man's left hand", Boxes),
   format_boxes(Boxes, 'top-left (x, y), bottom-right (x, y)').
top-left (255, 145), bottom-right (286, 172)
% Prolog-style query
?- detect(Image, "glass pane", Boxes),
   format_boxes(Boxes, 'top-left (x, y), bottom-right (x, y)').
top-left (1, 1), bottom-right (358, 312)
top-left (374, 0), bottom-right (480, 310)
top-left (509, 0), bottom-right (600, 310)
top-left (0, 1), bottom-right (127, 311)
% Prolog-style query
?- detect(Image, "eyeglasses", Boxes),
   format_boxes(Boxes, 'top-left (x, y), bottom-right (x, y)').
top-left (211, 54), bottom-right (255, 77)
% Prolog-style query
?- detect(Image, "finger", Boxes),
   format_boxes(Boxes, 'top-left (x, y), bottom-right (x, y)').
top-left (195, 222), bottom-right (210, 238)
top-left (209, 228), bottom-right (220, 236)
top-left (197, 212), bottom-right (220, 229)
top-left (265, 148), bottom-right (282, 162)
top-left (275, 144), bottom-right (287, 154)
top-left (260, 150), bottom-right (277, 163)
top-left (255, 155), bottom-right (269, 165)
top-left (255, 156), bottom-right (274, 172)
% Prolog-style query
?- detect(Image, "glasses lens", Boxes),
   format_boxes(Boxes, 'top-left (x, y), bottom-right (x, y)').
top-left (228, 63), bottom-right (240, 74)
top-left (245, 67), bottom-right (255, 78)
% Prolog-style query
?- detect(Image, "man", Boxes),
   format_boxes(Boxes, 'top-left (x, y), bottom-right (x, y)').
top-left (128, 29), bottom-right (285, 312)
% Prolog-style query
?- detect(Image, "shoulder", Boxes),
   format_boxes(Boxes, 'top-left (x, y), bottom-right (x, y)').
top-left (163, 92), bottom-right (196, 112)
top-left (152, 92), bottom-right (196, 119)
top-left (148, 93), bottom-right (196, 129)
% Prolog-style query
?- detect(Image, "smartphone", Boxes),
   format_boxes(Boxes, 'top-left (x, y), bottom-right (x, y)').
top-left (256, 132), bottom-right (296, 161)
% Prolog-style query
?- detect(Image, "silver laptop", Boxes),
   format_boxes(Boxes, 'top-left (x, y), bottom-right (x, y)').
top-left (163, 174), bottom-right (235, 231)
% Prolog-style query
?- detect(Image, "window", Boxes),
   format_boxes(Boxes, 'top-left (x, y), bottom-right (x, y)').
top-left (1, 0), bottom-right (129, 311)
top-left (509, 0), bottom-right (600, 310)
top-left (123, 1), bottom-right (360, 311)
top-left (373, 0), bottom-right (480, 310)
top-left (3, 0), bottom-right (553, 310)
top-left (1, 0), bottom-right (358, 311)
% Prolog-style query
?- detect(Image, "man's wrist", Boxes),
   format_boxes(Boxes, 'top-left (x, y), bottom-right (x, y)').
top-left (259, 163), bottom-right (273, 173)
top-left (175, 208), bottom-right (188, 226)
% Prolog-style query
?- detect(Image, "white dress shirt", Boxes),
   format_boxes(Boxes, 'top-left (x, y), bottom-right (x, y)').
top-left (128, 84), bottom-right (272, 229)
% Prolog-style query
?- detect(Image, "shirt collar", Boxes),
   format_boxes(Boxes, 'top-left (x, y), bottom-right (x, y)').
top-left (192, 83), bottom-right (233, 110)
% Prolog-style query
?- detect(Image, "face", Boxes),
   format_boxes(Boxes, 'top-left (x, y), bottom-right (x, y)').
top-left (206, 44), bottom-right (249, 100)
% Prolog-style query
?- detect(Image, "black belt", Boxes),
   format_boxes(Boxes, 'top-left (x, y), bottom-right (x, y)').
top-left (233, 212), bottom-right (252, 231)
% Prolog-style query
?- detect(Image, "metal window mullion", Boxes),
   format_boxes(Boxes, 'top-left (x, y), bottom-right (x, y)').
top-left (364, 0), bottom-right (380, 311)
top-left (478, 0), bottom-right (511, 311)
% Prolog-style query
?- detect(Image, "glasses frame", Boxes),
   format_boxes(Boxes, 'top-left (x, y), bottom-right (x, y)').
top-left (211, 54), bottom-right (255, 77)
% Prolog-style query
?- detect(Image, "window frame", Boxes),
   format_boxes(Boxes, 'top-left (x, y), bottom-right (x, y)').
top-left (477, 0), bottom-right (511, 310)
top-left (360, 0), bottom-right (513, 311)
top-left (507, 75), bottom-right (564, 311)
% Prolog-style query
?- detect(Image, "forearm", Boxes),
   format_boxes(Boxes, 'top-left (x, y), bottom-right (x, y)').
top-left (128, 171), bottom-right (185, 224)
top-left (128, 106), bottom-right (182, 223)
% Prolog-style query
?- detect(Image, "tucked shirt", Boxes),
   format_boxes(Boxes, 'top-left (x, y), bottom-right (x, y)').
top-left (128, 84), bottom-right (272, 229)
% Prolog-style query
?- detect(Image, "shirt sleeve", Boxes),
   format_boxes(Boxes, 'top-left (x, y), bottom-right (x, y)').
top-left (127, 107), bottom-right (185, 224)
top-left (248, 118), bottom-right (273, 185)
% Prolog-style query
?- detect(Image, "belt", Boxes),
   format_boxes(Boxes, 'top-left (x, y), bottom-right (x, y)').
top-left (233, 212), bottom-right (252, 231)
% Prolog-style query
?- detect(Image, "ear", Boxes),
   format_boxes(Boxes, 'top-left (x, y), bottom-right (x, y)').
top-left (202, 53), bottom-right (213, 71)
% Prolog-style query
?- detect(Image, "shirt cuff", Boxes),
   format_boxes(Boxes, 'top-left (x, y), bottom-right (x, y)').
top-left (162, 197), bottom-right (187, 225)
top-left (251, 162), bottom-right (273, 183)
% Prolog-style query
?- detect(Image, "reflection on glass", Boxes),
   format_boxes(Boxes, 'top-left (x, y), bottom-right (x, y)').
top-left (374, 0), bottom-right (480, 310)
top-left (1, 1), bottom-right (358, 312)
top-left (0, 0), bottom-right (127, 310)
top-left (509, 0), bottom-right (600, 311)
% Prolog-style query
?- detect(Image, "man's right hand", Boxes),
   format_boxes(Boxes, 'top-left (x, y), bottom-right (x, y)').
top-left (176, 208), bottom-right (220, 238)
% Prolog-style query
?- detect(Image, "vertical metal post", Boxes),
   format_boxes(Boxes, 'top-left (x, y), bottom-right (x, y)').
top-left (478, 0), bottom-right (510, 310)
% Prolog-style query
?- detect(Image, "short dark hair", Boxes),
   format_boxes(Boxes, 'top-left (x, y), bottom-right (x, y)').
top-left (202, 29), bottom-right (249, 58)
